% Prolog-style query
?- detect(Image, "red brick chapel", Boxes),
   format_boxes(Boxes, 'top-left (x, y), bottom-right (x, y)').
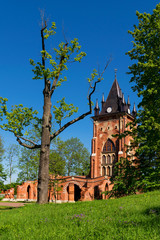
top-left (4, 74), bottom-right (136, 202)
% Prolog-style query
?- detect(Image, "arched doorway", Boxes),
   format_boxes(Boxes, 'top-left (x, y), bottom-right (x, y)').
top-left (74, 184), bottom-right (81, 201)
top-left (94, 185), bottom-right (102, 200)
top-left (27, 185), bottom-right (31, 199)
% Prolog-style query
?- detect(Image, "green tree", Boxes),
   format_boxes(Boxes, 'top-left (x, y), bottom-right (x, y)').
top-left (6, 144), bottom-right (18, 184)
top-left (0, 18), bottom-right (109, 203)
top-left (59, 137), bottom-right (90, 176)
top-left (0, 136), bottom-right (6, 189)
top-left (126, 3), bottom-right (160, 191)
top-left (107, 157), bottom-right (138, 198)
top-left (49, 150), bottom-right (65, 176)
top-left (17, 147), bottom-right (39, 182)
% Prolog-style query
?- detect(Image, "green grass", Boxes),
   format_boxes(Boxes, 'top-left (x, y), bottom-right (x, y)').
top-left (0, 191), bottom-right (160, 240)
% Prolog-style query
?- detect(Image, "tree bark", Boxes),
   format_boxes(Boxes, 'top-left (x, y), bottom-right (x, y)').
top-left (37, 91), bottom-right (52, 204)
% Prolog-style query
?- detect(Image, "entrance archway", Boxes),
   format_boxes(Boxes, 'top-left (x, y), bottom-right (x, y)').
top-left (74, 184), bottom-right (81, 201)
top-left (94, 185), bottom-right (102, 199)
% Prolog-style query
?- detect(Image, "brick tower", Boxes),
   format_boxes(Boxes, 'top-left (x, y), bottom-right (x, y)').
top-left (90, 74), bottom-right (136, 179)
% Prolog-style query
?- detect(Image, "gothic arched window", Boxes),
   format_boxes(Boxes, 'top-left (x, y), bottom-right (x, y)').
top-left (107, 155), bottom-right (111, 164)
top-left (102, 166), bottom-right (106, 176)
top-left (107, 166), bottom-right (110, 176)
top-left (103, 139), bottom-right (115, 152)
top-left (102, 155), bottom-right (106, 165)
top-left (112, 154), bottom-right (115, 163)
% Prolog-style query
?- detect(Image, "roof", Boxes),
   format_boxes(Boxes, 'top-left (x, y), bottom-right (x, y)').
top-left (100, 78), bottom-right (122, 115)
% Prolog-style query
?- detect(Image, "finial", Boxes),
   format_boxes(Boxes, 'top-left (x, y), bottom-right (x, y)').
top-left (119, 88), bottom-right (122, 98)
top-left (94, 99), bottom-right (100, 116)
top-left (122, 93), bottom-right (125, 104)
top-left (127, 96), bottom-right (130, 106)
top-left (114, 69), bottom-right (117, 79)
top-left (102, 93), bottom-right (105, 102)
top-left (133, 103), bottom-right (136, 112)
top-left (96, 99), bottom-right (99, 109)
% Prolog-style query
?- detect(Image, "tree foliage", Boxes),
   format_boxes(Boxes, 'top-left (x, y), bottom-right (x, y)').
top-left (106, 157), bottom-right (138, 198)
top-left (126, 3), bottom-right (160, 191)
top-left (6, 144), bottom-right (18, 184)
top-left (128, 4), bottom-right (160, 190)
top-left (57, 137), bottom-right (90, 176)
top-left (107, 4), bottom-right (160, 197)
top-left (17, 147), bottom-right (39, 182)
top-left (49, 150), bottom-right (65, 177)
top-left (0, 136), bottom-right (6, 188)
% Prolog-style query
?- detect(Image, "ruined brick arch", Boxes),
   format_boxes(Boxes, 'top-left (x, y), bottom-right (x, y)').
top-left (27, 185), bottom-right (31, 199)
top-left (63, 181), bottom-right (83, 193)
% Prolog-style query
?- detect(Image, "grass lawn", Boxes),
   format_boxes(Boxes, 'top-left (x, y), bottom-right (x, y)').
top-left (0, 190), bottom-right (160, 240)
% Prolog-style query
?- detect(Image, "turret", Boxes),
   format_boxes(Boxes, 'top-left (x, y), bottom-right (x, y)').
top-left (94, 99), bottom-right (100, 116)
top-left (101, 93), bottom-right (105, 109)
top-left (132, 103), bottom-right (137, 117)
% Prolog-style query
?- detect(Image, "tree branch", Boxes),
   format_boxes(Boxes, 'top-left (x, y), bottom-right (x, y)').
top-left (15, 134), bottom-right (41, 149)
top-left (50, 43), bottom-right (68, 96)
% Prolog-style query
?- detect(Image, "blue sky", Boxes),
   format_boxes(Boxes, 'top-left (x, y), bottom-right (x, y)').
top-left (0, 0), bottom-right (159, 182)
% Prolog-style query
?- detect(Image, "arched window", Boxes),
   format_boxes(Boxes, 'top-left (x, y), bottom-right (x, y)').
top-left (102, 155), bottom-right (106, 165)
top-left (107, 155), bottom-right (111, 164)
top-left (103, 139), bottom-right (115, 152)
top-left (112, 154), bottom-right (115, 163)
top-left (107, 166), bottom-right (110, 176)
top-left (102, 166), bottom-right (106, 176)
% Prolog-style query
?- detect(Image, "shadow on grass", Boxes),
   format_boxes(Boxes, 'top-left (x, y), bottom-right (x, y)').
top-left (0, 207), bottom-right (15, 210)
top-left (0, 206), bottom-right (25, 211)
top-left (144, 207), bottom-right (160, 216)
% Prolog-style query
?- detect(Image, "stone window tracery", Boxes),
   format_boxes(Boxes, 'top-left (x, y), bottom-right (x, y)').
top-left (103, 139), bottom-right (115, 152)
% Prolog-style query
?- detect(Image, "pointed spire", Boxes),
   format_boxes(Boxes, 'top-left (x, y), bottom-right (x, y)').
top-left (122, 93), bottom-right (125, 104)
top-left (133, 103), bottom-right (136, 112)
top-left (101, 93), bottom-right (105, 109)
top-left (94, 99), bottom-right (100, 116)
top-left (119, 88), bottom-right (122, 99)
top-left (96, 99), bottom-right (99, 109)
top-left (132, 103), bottom-right (137, 117)
top-left (102, 93), bottom-right (105, 103)
top-left (127, 95), bottom-right (130, 106)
